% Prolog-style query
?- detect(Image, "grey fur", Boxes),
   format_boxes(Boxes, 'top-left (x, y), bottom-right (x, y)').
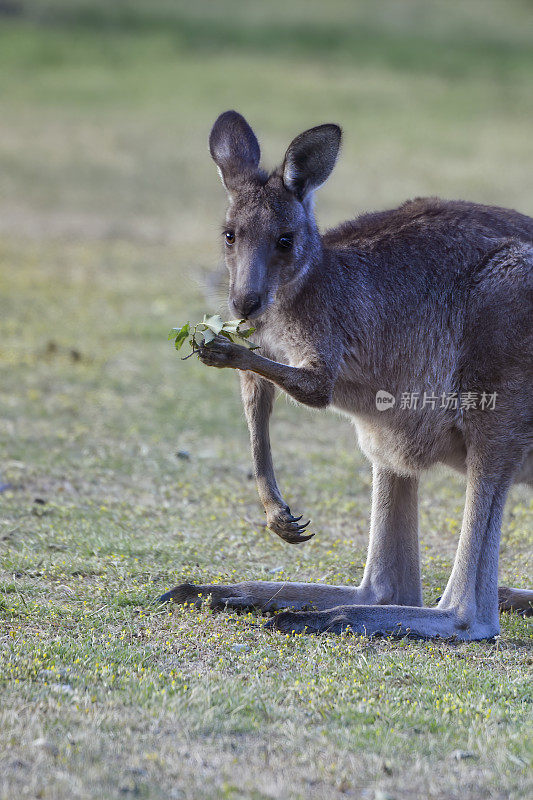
top-left (162, 112), bottom-right (533, 638)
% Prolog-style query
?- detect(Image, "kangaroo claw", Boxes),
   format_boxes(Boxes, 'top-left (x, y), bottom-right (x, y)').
top-left (265, 506), bottom-right (314, 544)
top-left (276, 529), bottom-right (315, 545)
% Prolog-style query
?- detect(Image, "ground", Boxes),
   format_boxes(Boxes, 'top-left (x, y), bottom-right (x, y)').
top-left (0, 2), bottom-right (532, 799)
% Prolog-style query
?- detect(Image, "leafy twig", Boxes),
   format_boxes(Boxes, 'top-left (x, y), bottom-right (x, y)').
top-left (168, 314), bottom-right (259, 359)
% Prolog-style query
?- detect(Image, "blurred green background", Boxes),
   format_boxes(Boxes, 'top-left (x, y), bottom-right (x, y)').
top-left (0, 3), bottom-right (532, 799)
top-left (2, 0), bottom-right (533, 242)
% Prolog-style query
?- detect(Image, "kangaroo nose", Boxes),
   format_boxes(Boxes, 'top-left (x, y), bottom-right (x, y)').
top-left (234, 292), bottom-right (262, 319)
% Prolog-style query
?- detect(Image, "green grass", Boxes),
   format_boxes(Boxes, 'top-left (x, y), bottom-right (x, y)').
top-left (0, 2), bottom-right (532, 798)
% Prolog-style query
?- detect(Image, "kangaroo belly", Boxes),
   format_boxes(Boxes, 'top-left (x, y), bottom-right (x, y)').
top-left (332, 393), bottom-right (467, 476)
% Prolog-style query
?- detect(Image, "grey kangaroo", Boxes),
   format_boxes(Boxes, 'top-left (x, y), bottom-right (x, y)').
top-left (161, 110), bottom-right (533, 639)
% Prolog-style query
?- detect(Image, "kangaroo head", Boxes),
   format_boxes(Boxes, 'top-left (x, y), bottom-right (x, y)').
top-left (209, 110), bottom-right (341, 319)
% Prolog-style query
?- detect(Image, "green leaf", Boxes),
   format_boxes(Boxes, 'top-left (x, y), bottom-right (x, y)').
top-left (174, 332), bottom-right (189, 350)
top-left (203, 314), bottom-right (224, 335)
top-left (171, 323), bottom-right (190, 350)
top-left (168, 322), bottom-right (189, 341)
top-left (224, 331), bottom-right (258, 349)
top-left (221, 319), bottom-right (241, 333)
top-left (202, 328), bottom-right (216, 345)
top-left (237, 326), bottom-right (255, 338)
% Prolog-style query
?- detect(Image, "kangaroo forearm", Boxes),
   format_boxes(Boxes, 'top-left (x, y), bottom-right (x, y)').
top-left (197, 336), bottom-right (334, 408)
top-left (241, 373), bottom-right (284, 509)
top-left (252, 446), bottom-right (284, 509)
top-left (240, 352), bottom-right (332, 408)
top-left (240, 371), bottom-right (312, 543)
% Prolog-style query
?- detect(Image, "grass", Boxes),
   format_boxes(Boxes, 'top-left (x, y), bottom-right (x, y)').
top-left (0, 2), bottom-right (532, 798)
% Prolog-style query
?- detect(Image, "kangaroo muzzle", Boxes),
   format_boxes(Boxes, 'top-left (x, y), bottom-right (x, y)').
top-left (230, 254), bottom-right (269, 319)
top-left (231, 291), bottom-right (263, 320)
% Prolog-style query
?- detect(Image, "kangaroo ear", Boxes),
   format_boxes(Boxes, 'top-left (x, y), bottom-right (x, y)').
top-left (209, 110), bottom-right (261, 193)
top-left (282, 124), bottom-right (341, 201)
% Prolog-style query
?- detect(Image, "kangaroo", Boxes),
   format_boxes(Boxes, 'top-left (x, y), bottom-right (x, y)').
top-left (161, 110), bottom-right (533, 639)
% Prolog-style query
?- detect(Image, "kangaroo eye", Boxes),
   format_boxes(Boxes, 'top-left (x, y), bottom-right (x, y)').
top-left (277, 234), bottom-right (293, 251)
top-left (225, 231), bottom-right (235, 246)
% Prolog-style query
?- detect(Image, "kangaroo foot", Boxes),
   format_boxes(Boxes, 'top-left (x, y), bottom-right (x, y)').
top-left (498, 586), bottom-right (533, 617)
